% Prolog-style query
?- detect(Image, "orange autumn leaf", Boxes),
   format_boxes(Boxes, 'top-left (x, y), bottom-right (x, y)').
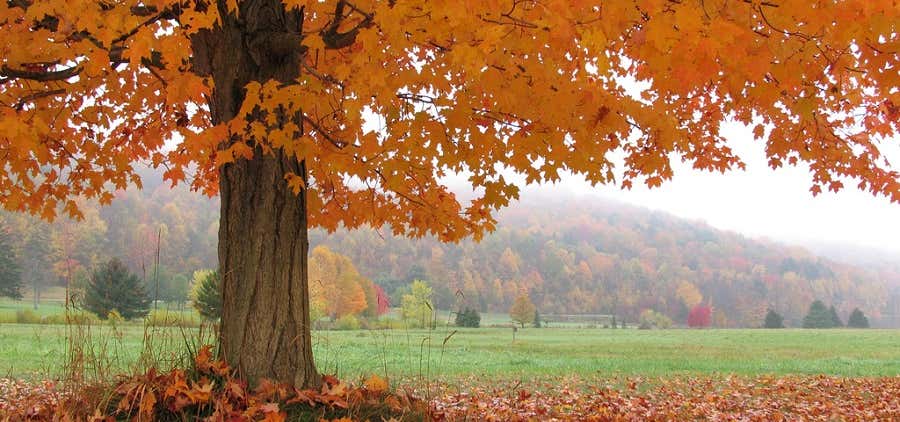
top-left (363, 374), bottom-right (388, 394)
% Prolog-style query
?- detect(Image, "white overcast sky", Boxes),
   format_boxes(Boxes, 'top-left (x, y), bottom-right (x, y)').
top-left (518, 121), bottom-right (900, 256)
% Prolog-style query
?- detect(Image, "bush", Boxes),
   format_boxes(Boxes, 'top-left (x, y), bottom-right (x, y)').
top-left (42, 311), bottom-right (99, 325)
top-left (145, 309), bottom-right (202, 327)
top-left (190, 270), bottom-right (221, 320)
top-left (106, 310), bottom-right (125, 325)
top-left (639, 309), bottom-right (673, 329)
top-left (84, 258), bottom-right (151, 320)
top-left (335, 314), bottom-right (361, 330)
top-left (371, 317), bottom-right (404, 330)
top-left (763, 309), bottom-right (785, 328)
top-left (15, 309), bottom-right (41, 324)
top-left (847, 308), bottom-right (869, 328)
top-left (455, 307), bottom-right (481, 328)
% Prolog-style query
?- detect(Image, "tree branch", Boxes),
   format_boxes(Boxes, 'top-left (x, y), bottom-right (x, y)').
top-left (0, 64), bottom-right (82, 82)
top-left (14, 89), bottom-right (67, 110)
top-left (320, 0), bottom-right (374, 49)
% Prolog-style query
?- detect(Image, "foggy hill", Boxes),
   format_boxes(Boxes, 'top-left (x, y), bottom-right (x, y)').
top-left (311, 193), bottom-right (898, 327)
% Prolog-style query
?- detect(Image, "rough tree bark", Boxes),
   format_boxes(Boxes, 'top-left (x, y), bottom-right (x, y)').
top-left (192, 0), bottom-right (319, 387)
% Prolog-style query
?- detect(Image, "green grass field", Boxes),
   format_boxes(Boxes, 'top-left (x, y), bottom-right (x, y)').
top-left (1, 323), bottom-right (898, 382)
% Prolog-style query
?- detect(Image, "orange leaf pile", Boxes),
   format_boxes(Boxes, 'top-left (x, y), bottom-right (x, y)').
top-left (0, 347), bottom-right (420, 421)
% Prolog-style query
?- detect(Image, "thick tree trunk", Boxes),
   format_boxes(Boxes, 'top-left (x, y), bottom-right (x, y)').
top-left (218, 153), bottom-right (318, 387)
top-left (193, 0), bottom-right (318, 387)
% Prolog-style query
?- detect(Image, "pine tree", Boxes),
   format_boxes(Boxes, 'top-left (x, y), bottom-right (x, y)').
top-left (468, 308), bottom-right (481, 328)
top-left (83, 258), bottom-right (151, 320)
top-left (0, 224), bottom-right (22, 300)
top-left (802, 300), bottom-right (833, 328)
top-left (763, 309), bottom-right (785, 329)
top-left (533, 310), bottom-right (542, 328)
top-left (847, 308), bottom-right (870, 328)
top-left (828, 306), bottom-right (844, 328)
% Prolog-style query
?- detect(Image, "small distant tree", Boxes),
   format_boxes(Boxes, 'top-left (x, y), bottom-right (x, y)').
top-left (640, 309), bottom-right (673, 329)
top-left (454, 308), bottom-right (466, 327)
top-left (455, 307), bottom-right (481, 328)
top-left (763, 309), bottom-right (785, 328)
top-left (509, 293), bottom-right (536, 328)
top-left (374, 284), bottom-right (391, 316)
top-left (533, 310), bottom-right (542, 328)
top-left (191, 270), bottom-right (221, 320)
top-left (0, 224), bottom-right (23, 300)
top-left (401, 280), bottom-right (434, 328)
top-left (84, 258), bottom-right (150, 320)
top-left (847, 308), bottom-right (870, 328)
top-left (687, 304), bottom-right (712, 328)
top-left (828, 306), bottom-right (843, 327)
top-left (802, 300), bottom-right (834, 328)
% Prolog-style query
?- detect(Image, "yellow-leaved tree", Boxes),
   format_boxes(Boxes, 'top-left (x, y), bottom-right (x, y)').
top-left (1, 0), bottom-right (897, 386)
top-left (308, 245), bottom-right (368, 320)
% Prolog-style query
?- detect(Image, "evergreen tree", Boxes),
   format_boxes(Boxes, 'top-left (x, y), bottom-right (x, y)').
top-left (533, 310), bottom-right (542, 328)
top-left (83, 258), bottom-right (151, 320)
top-left (455, 307), bottom-right (481, 328)
top-left (847, 308), bottom-right (870, 328)
top-left (828, 306), bottom-right (843, 327)
top-left (0, 224), bottom-right (22, 299)
top-left (468, 308), bottom-right (481, 328)
top-left (802, 300), bottom-right (833, 328)
top-left (191, 270), bottom-right (221, 320)
top-left (763, 309), bottom-right (785, 328)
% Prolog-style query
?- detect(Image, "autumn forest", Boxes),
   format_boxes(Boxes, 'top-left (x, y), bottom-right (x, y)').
top-left (2, 168), bottom-right (897, 329)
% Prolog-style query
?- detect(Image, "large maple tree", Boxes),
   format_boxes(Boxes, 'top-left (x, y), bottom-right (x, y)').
top-left (1, 0), bottom-right (897, 387)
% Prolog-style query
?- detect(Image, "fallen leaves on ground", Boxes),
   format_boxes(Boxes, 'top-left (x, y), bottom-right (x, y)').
top-left (3, 361), bottom-right (898, 421)
top-left (430, 375), bottom-right (900, 421)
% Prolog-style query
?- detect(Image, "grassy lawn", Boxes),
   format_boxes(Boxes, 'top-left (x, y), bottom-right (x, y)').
top-left (1, 323), bottom-right (898, 382)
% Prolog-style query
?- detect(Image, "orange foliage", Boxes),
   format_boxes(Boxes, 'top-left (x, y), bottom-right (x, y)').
top-left (0, 0), bottom-right (896, 233)
top-left (309, 245), bottom-right (369, 319)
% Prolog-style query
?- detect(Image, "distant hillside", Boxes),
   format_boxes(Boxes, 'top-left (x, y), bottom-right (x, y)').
top-left (2, 169), bottom-right (897, 327)
top-left (312, 194), bottom-right (898, 327)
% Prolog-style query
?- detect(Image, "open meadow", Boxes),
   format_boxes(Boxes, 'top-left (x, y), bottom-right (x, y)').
top-left (3, 317), bottom-right (899, 419)
top-left (2, 322), bottom-right (898, 381)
